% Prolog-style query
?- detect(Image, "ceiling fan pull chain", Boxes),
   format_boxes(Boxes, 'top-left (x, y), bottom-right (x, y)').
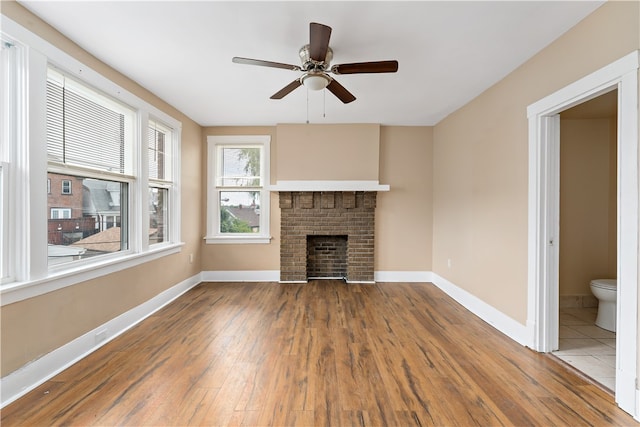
top-left (323, 89), bottom-right (326, 118)
top-left (306, 87), bottom-right (310, 124)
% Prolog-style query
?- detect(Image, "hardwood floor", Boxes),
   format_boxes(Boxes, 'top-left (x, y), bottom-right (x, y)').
top-left (2, 281), bottom-right (636, 426)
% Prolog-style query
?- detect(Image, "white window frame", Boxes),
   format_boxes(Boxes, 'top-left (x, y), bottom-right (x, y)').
top-left (60, 179), bottom-right (71, 194)
top-left (1, 34), bottom-right (23, 286)
top-left (0, 16), bottom-right (183, 306)
top-left (146, 118), bottom-right (178, 248)
top-left (206, 135), bottom-right (271, 244)
top-left (50, 208), bottom-right (71, 219)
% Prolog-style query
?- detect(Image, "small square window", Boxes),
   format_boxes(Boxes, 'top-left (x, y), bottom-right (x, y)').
top-left (61, 180), bottom-right (72, 194)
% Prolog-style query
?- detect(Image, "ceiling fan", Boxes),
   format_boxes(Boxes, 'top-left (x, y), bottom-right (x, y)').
top-left (232, 22), bottom-right (399, 104)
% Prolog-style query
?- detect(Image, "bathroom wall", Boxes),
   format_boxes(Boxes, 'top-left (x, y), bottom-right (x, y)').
top-left (558, 112), bottom-right (617, 303)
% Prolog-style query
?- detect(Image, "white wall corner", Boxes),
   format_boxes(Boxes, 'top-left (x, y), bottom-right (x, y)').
top-left (0, 272), bottom-right (202, 408)
top-left (430, 273), bottom-right (530, 347)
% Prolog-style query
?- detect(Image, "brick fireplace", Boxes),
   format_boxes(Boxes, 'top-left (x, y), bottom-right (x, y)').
top-left (278, 191), bottom-right (377, 283)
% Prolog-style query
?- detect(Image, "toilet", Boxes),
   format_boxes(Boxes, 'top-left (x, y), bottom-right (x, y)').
top-left (590, 279), bottom-right (617, 332)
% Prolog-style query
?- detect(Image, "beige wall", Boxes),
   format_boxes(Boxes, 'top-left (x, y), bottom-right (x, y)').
top-left (1, 2), bottom-right (203, 376)
top-left (276, 124), bottom-right (380, 181)
top-left (376, 126), bottom-right (433, 272)
top-left (432, 0), bottom-right (639, 324)
top-left (559, 117), bottom-right (617, 296)
top-left (201, 125), bottom-right (433, 273)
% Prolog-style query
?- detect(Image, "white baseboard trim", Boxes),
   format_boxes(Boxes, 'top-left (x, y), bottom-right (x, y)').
top-left (0, 272), bottom-right (202, 408)
top-left (202, 270), bottom-right (433, 284)
top-left (201, 270), bottom-right (280, 282)
top-left (430, 272), bottom-right (529, 347)
top-left (374, 271), bottom-right (434, 282)
top-left (202, 270), bottom-right (432, 283)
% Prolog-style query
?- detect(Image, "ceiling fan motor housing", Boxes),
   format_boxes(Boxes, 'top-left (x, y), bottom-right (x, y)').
top-left (299, 44), bottom-right (333, 71)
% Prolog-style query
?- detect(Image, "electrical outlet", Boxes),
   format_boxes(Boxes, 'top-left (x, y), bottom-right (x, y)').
top-left (189, 253), bottom-right (194, 264)
top-left (447, 258), bottom-right (452, 268)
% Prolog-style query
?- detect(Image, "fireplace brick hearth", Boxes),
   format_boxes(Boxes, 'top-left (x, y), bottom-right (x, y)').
top-left (279, 191), bottom-right (376, 283)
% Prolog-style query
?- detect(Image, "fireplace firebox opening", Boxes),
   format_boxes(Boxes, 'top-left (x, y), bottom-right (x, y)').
top-left (307, 235), bottom-right (348, 280)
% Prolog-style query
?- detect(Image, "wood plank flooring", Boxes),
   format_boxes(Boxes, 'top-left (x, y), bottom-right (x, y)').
top-left (2, 281), bottom-right (636, 426)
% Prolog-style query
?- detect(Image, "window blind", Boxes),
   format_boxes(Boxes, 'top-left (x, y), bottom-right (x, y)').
top-left (148, 123), bottom-right (166, 180)
top-left (46, 71), bottom-right (129, 174)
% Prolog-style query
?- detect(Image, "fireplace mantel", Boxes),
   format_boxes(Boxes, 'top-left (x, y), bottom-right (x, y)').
top-left (269, 180), bottom-right (390, 192)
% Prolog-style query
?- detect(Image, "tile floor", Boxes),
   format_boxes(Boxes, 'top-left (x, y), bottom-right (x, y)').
top-left (552, 307), bottom-right (616, 391)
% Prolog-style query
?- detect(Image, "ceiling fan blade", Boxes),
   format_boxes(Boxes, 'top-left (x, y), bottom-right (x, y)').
top-left (270, 79), bottom-right (302, 99)
top-left (326, 79), bottom-right (356, 104)
top-left (331, 60), bottom-right (399, 75)
top-left (232, 57), bottom-right (300, 71)
top-left (309, 22), bottom-right (332, 62)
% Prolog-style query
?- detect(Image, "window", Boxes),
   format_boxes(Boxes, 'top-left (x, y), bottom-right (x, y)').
top-left (206, 135), bottom-right (270, 244)
top-left (1, 36), bottom-right (20, 285)
top-left (61, 179), bottom-right (71, 194)
top-left (0, 16), bottom-right (182, 303)
top-left (50, 208), bottom-right (71, 219)
top-left (149, 187), bottom-right (168, 245)
top-left (148, 120), bottom-right (173, 246)
top-left (46, 68), bottom-right (134, 266)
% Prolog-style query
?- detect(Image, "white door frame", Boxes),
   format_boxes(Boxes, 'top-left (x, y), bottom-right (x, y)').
top-left (527, 50), bottom-right (639, 418)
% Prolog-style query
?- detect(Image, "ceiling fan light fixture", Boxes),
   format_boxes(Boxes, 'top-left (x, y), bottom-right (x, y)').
top-left (301, 73), bottom-right (330, 91)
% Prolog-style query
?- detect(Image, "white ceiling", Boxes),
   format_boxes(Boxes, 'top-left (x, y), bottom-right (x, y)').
top-left (18, 1), bottom-right (604, 127)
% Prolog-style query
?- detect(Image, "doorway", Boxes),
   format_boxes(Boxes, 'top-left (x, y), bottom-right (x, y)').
top-left (526, 51), bottom-right (638, 417)
top-left (551, 91), bottom-right (618, 390)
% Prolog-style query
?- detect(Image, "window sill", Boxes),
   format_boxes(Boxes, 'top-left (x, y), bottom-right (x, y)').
top-left (204, 236), bottom-right (272, 245)
top-left (0, 242), bottom-right (184, 306)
